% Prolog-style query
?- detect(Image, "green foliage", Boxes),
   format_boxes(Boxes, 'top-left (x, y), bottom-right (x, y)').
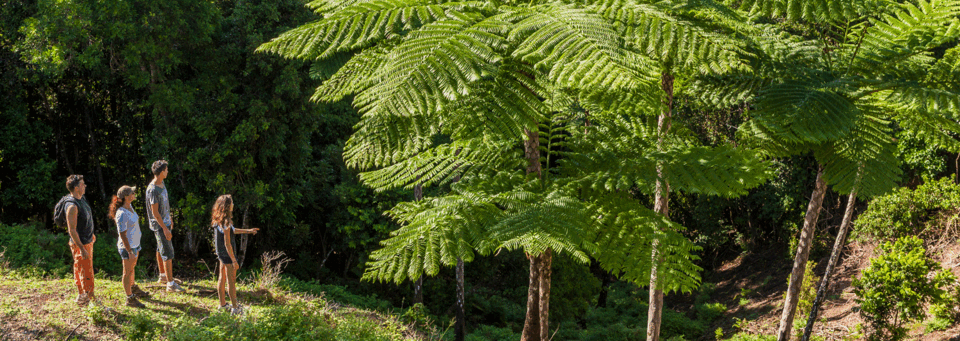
top-left (724, 333), bottom-right (775, 341)
top-left (855, 177), bottom-right (960, 240)
top-left (465, 325), bottom-right (520, 341)
top-left (0, 223), bottom-right (69, 276)
top-left (852, 236), bottom-right (956, 341)
top-left (279, 277), bottom-right (395, 312)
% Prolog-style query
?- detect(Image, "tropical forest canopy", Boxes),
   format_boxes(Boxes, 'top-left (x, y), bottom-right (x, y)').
top-left (2, 0), bottom-right (960, 340)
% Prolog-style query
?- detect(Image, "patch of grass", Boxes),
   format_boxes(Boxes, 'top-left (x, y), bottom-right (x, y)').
top-left (0, 274), bottom-right (433, 340)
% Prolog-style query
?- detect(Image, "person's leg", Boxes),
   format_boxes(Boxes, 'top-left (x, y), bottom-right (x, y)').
top-left (227, 264), bottom-right (238, 308)
top-left (80, 242), bottom-right (95, 296)
top-left (156, 251), bottom-right (166, 280)
top-left (164, 259), bottom-right (174, 283)
top-left (122, 252), bottom-right (134, 296)
top-left (218, 263), bottom-right (227, 306)
top-left (69, 243), bottom-right (83, 295)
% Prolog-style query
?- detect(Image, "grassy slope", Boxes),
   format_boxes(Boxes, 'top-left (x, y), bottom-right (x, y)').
top-left (0, 274), bottom-right (430, 341)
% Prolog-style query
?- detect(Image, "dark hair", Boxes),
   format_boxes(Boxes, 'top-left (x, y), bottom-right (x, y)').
top-left (151, 160), bottom-right (168, 176)
top-left (66, 175), bottom-right (84, 192)
top-left (108, 195), bottom-right (123, 220)
top-left (211, 195), bottom-right (234, 228)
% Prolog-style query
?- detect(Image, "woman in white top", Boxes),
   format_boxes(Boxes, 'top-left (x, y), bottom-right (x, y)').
top-left (108, 185), bottom-right (149, 308)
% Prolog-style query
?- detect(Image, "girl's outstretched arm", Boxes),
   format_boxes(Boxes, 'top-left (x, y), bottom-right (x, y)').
top-left (235, 228), bottom-right (259, 235)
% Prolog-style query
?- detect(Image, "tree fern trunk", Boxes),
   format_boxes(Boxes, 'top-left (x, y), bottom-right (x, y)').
top-left (777, 166), bottom-right (827, 341)
top-left (521, 127), bottom-right (543, 341)
top-left (455, 257), bottom-right (466, 341)
top-left (414, 182), bottom-right (424, 305)
top-left (521, 254), bottom-right (541, 341)
top-left (538, 249), bottom-right (553, 341)
top-left (801, 188), bottom-right (857, 341)
top-left (647, 70), bottom-right (674, 341)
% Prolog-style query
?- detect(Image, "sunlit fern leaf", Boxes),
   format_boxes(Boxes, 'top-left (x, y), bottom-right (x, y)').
top-left (585, 192), bottom-right (702, 294)
top-left (503, 4), bottom-right (655, 90)
top-left (483, 188), bottom-right (596, 261)
top-left (585, 0), bottom-right (747, 73)
top-left (343, 114), bottom-right (438, 169)
top-left (729, 0), bottom-right (888, 24)
top-left (817, 106), bottom-right (900, 197)
top-left (855, 0), bottom-right (960, 71)
top-left (257, 1), bottom-right (491, 60)
top-left (363, 193), bottom-right (500, 283)
top-left (353, 15), bottom-right (508, 118)
top-left (311, 46), bottom-right (391, 103)
top-left (747, 77), bottom-right (858, 145)
top-left (357, 139), bottom-right (523, 192)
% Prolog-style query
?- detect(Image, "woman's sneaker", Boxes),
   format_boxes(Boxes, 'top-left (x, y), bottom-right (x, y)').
top-left (126, 295), bottom-right (146, 308)
top-left (231, 304), bottom-right (243, 315)
top-left (166, 281), bottom-right (186, 293)
top-left (218, 303), bottom-right (232, 312)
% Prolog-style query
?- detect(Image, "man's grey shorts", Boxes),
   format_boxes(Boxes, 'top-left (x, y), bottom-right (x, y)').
top-left (153, 229), bottom-right (175, 261)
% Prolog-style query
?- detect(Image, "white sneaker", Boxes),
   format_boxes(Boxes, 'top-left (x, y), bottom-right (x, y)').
top-left (218, 303), bottom-right (232, 312)
top-left (166, 281), bottom-right (186, 293)
top-left (231, 304), bottom-right (243, 315)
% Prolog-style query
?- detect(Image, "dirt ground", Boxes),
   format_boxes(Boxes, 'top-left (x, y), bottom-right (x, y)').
top-left (684, 239), bottom-right (960, 341)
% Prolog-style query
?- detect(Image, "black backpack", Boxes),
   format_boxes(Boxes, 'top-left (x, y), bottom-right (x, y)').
top-left (53, 195), bottom-right (80, 229)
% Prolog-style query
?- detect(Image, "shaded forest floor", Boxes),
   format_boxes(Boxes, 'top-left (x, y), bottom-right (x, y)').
top-left (0, 274), bottom-right (428, 340)
top-left (687, 240), bottom-right (960, 341)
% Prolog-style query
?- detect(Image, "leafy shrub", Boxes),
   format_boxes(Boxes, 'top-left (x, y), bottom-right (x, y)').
top-left (0, 222), bottom-right (70, 276)
top-left (852, 236), bottom-right (956, 341)
top-left (123, 311), bottom-right (159, 341)
top-left (855, 177), bottom-right (960, 240)
top-left (696, 302), bottom-right (726, 324)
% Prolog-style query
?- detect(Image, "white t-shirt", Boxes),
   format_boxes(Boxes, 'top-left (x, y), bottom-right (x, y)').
top-left (115, 207), bottom-right (142, 249)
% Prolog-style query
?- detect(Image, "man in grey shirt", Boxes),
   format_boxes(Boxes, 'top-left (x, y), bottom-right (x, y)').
top-left (146, 160), bottom-right (185, 292)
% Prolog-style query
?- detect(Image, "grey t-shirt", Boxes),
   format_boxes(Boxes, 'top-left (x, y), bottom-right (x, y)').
top-left (145, 183), bottom-right (172, 231)
top-left (115, 207), bottom-right (142, 249)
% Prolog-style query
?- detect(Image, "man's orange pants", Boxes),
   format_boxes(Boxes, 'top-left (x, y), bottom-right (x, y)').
top-left (69, 237), bottom-right (95, 295)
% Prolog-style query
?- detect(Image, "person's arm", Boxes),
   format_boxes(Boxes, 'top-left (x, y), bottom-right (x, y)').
top-left (234, 228), bottom-right (259, 235)
top-left (66, 205), bottom-right (89, 259)
top-left (150, 202), bottom-right (171, 241)
top-left (224, 227), bottom-right (238, 269)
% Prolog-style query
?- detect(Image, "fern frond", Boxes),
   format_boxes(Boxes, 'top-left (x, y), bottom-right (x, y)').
top-left (357, 139), bottom-right (523, 191)
top-left (258, 0), bottom-right (491, 60)
top-left (817, 106), bottom-right (901, 197)
top-left (586, 192), bottom-right (702, 294)
top-left (312, 46), bottom-right (391, 103)
top-left (730, 0), bottom-right (887, 23)
top-left (584, 0), bottom-right (747, 73)
top-left (855, 0), bottom-right (960, 71)
top-left (483, 188), bottom-right (596, 261)
top-left (746, 77), bottom-right (858, 146)
top-left (353, 15), bottom-right (508, 118)
top-left (363, 192), bottom-right (500, 283)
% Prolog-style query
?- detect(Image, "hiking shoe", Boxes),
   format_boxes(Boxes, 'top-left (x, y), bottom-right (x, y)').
top-left (131, 285), bottom-right (151, 298)
top-left (218, 303), bottom-right (232, 312)
top-left (126, 295), bottom-right (146, 308)
top-left (75, 293), bottom-right (90, 307)
top-left (166, 281), bottom-right (186, 293)
top-left (156, 275), bottom-right (183, 284)
top-left (231, 304), bottom-right (243, 315)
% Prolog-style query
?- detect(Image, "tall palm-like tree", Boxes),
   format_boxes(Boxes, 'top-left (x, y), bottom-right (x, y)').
top-left (259, 1), bottom-right (771, 339)
top-left (694, 0), bottom-right (960, 339)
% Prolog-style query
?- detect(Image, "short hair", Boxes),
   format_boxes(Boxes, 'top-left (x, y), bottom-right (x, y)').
top-left (66, 175), bottom-right (84, 192)
top-left (151, 160), bottom-right (168, 176)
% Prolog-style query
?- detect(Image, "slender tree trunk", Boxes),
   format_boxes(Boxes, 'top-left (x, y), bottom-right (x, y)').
top-left (521, 254), bottom-right (542, 341)
top-left (521, 127), bottom-right (546, 341)
top-left (413, 182), bottom-right (424, 305)
top-left (801, 188), bottom-right (857, 341)
top-left (455, 258), bottom-right (466, 341)
top-left (777, 166), bottom-right (828, 341)
top-left (647, 70), bottom-right (674, 341)
top-left (539, 249), bottom-right (553, 341)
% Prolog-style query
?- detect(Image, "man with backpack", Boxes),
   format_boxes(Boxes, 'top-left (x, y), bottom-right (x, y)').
top-left (56, 175), bottom-right (100, 306)
top-left (146, 160), bottom-right (185, 292)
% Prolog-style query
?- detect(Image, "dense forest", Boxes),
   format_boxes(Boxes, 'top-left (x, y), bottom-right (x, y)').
top-left (2, 0), bottom-right (960, 340)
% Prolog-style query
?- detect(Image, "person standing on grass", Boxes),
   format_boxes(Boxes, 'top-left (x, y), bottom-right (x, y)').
top-left (211, 194), bottom-right (258, 314)
top-left (145, 160), bottom-right (185, 292)
top-left (109, 185), bottom-right (150, 308)
top-left (62, 175), bottom-right (102, 307)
